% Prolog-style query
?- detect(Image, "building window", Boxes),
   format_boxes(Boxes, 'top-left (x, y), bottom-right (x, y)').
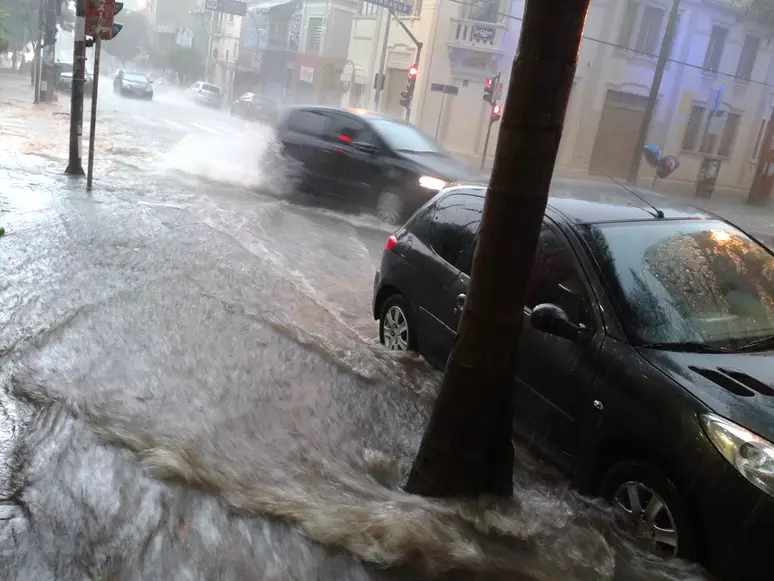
top-left (229, 13), bottom-right (234, 23)
top-left (682, 104), bottom-right (704, 151)
top-left (682, 106), bottom-right (741, 158)
top-left (359, 0), bottom-right (378, 16)
top-left (736, 34), bottom-right (760, 81)
top-left (717, 112), bottom-right (741, 158)
top-left (618, 1), bottom-right (666, 55)
top-left (306, 17), bottom-right (323, 54)
top-left (703, 25), bottom-right (728, 73)
top-left (413, 0), bottom-right (422, 16)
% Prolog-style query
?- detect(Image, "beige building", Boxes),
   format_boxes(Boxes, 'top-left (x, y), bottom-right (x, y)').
top-left (209, 9), bottom-right (244, 102)
top-left (344, 0), bottom-right (774, 196)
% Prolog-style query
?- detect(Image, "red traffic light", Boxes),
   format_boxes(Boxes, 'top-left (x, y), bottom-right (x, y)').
top-left (493, 104), bottom-right (502, 115)
top-left (408, 65), bottom-right (418, 79)
top-left (485, 77), bottom-right (493, 87)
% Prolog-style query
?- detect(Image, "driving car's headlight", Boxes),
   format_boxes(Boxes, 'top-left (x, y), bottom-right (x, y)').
top-left (701, 413), bottom-right (774, 497)
top-left (418, 176), bottom-right (447, 191)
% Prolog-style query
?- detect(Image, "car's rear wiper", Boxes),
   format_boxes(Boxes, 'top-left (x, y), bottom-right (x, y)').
top-left (640, 341), bottom-right (732, 354)
top-left (736, 335), bottom-right (774, 353)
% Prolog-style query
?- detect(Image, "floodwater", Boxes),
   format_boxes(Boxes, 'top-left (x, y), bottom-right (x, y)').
top-left (0, 76), bottom-right (707, 581)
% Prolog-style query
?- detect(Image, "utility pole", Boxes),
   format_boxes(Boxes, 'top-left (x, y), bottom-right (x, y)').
top-left (373, 7), bottom-right (390, 111)
top-left (33, 0), bottom-right (43, 103)
top-left (748, 96), bottom-right (774, 204)
top-left (42, 0), bottom-right (58, 102)
top-left (404, 0), bottom-right (591, 499)
top-left (626, 0), bottom-right (680, 186)
top-left (65, 0), bottom-right (87, 176)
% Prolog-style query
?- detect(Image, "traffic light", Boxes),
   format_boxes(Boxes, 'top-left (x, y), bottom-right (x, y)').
top-left (483, 72), bottom-right (500, 103)
top-left (400, 64), bottom-right (419, 109)
top-left (491, 103), bottom-right (502, 123)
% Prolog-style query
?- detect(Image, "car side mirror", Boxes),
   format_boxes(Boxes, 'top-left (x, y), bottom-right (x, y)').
top-left (354, 141), bottom-right (379, 155)
top-left (530, 303), bottom-right (587, 342)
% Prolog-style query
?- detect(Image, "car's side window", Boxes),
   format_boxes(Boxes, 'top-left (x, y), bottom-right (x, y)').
top-left (526, 225), bottom-right (592, 326)
top-left (286, 110), bottom-right (329, 138)
top-left (327, 114), bottom-right (379, 146)
top-left (429, 193), bottom-right (484, 270)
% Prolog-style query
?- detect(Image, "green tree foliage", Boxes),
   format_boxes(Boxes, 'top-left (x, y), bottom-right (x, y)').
top-left (0, 0), bottom-right (73, 49)
top-left (101, 9), bottom-right (149, 63)
top-left (166, 46), bottom-right (203, 84)
top-left (0, 11), bottom-right (9, 52)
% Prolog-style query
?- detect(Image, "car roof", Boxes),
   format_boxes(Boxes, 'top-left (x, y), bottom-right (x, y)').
top-left (281, 105), bottom-right (405, 123)
top-left (443, 178), bottom-right (714, 225)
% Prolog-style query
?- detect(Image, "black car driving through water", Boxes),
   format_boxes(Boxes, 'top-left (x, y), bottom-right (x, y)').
top-left (231, 92), bottom-right (279, 124)
top-left (272, 106), bottom-right (476, 224)
top-left (113, 70), bottom-right (153, 100)
top-left (373, 180), bottom-right (774, 581)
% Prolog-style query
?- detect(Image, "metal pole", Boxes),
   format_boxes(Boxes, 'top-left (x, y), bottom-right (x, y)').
top-left (625, 0), bottom-right (680, 186)
top-left (404, 42), bottom-right (421, 122)
top-left (65, 0), bottom-right (86, 176)
top-left (480, 118), bottom-right (493, 170)
top-left (33, 0), bottom-right (43, 103)
top-left (373, 8), bottom-right (390, 111)
top-left (87, 38), bottom-right (101, 191)
top-left (434, 91), bottom-right (446, 141)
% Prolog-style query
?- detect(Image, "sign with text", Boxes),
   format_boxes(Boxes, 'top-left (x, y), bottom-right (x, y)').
top-left (364, 0), bottom-right (412, 15)
top-left (470, 24), bottom-right (495, 42)
top-left (430, 83), bottom-right (458, 95)
top-left (205, 0), bottom-right (246, 15)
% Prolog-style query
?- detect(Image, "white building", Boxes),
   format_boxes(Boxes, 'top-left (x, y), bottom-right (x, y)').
top-left (344, 0), bottom-right (774, 196)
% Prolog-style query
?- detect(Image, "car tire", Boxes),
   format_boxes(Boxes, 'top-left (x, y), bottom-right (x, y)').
top-left (600, 460), bottom-right (698, 561)
top-left (379, 294), bottom-right (417, 353)
top-left (376, 191), bottom-right (405, 225)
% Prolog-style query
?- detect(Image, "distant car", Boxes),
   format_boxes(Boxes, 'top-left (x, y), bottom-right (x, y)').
top-left (113, 70), bottom-right (153, 100)
top-left (56, 70), bottom-right (93, 93)
top-left (189, 81), bottom-right (223, 108)
top-left (373, 181), bottom-right (774, 581)
top-left (230, 92), bottom-right (279, 124)
top-left (272, 105), bottom-right (476, 224)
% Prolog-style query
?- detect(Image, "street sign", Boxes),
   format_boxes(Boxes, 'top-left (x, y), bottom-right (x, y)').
top-left (430, 83), bottom-right (458, 95)
top-left (216, 0), bottom-right (246, 15)
top-left (471, 24), bottom-right (495, 42)
top-left (364, 0), bottom-right (412, 15)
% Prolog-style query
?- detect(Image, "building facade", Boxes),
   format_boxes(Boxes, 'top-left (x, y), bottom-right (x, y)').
top-left (344, 0), bottom-right (774, 196)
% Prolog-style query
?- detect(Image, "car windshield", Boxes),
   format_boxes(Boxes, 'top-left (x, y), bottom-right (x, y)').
top-left (582, 219), bottom-right (774, 349)
top-left (201, 84), bottom-right (220, 94)
top-left (369, 118), bottom-right (441, 153)
top-left (124, 73), bottom-right (147, 83)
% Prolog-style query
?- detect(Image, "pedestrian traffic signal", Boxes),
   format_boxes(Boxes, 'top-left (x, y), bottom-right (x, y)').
top-left (491, 103), bottom-right (502, 123)
top-left (400, 64), bottom-right (418, 109)
top-left (483, 77), bottom-right (494, 103)
top-left (99, 0), bottom-right (124, 40)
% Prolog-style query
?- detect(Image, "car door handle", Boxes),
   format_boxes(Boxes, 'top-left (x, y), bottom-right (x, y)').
top-left (454, 294), bottom-right (467, 314)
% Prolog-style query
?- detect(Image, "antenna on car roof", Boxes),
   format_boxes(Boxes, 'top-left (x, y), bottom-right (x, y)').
top-left (606, 176), bottom-right (665, 219)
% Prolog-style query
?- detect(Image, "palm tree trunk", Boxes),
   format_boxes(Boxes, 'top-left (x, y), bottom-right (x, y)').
top-left (404, 0), bottom-right (591, 498)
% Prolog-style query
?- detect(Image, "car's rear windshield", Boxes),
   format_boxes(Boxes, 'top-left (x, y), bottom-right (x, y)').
top-left (202, 84), bottom-right (220, 94)
top-left (124, 73), bottom-right (147, 82)
top-left (581, 219), bottom-right (774, 349)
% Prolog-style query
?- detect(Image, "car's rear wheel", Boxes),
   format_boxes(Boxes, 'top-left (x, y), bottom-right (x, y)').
top-left (600, 460), bottom-right (698, 561)
top-left (376, 191), bottom-right (405, 225)
top-left (379, 294), bottom-right (416, 352)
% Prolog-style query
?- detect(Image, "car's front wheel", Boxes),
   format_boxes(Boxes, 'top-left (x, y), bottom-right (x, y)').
top-left (379, 294), bottom-right (416, 352)
top-left (600, 460), bottom-right (698, 561)
top-left (376, 191), bottom-right (406, 225)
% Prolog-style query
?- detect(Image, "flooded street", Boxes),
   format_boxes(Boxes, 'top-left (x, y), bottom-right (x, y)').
top-left (0, 77), bottom-right (706, 581)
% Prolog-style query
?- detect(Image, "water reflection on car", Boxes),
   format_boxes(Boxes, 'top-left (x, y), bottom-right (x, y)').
top-left (372, 181), bottom-right (774, 581)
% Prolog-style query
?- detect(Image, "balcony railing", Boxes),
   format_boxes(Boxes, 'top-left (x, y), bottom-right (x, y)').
top-left (447, 17), bottom-right (506, 52)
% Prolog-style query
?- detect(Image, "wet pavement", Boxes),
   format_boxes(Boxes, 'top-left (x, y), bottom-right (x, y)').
top-left (0, 74), bottom-right (710, 581)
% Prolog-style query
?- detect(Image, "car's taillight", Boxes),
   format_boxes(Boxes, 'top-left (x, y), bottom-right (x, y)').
top-left (385, 235), bottom-right (398, 251)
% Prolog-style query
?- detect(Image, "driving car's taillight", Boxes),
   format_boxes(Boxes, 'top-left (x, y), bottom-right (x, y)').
top-left (385, 235), bottom-right (398, 251)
